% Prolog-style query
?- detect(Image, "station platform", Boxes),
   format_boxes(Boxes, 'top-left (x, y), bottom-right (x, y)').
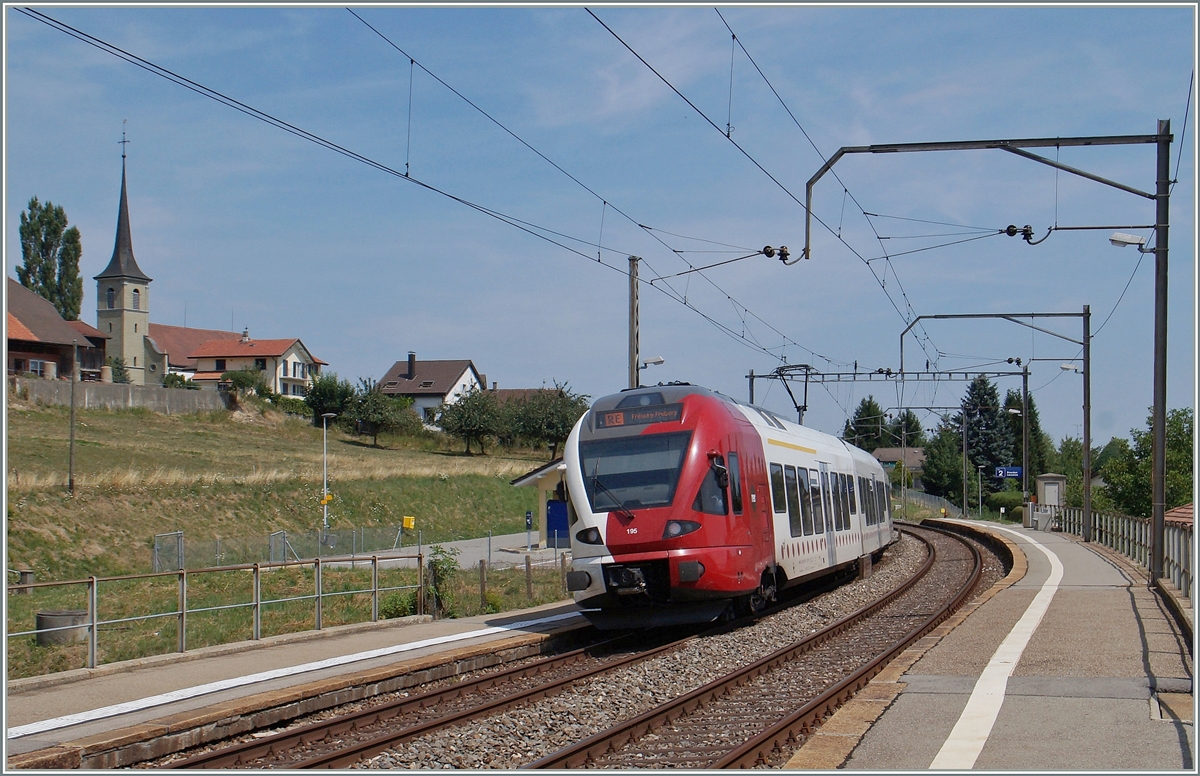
top-left (6, 521), bottom-right (1193, 770)
top-left (786, 519), bottom-right (1195, 771)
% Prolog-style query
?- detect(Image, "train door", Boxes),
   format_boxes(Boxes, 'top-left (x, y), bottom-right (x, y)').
top-left (819, 463), bottom-right (837, 567)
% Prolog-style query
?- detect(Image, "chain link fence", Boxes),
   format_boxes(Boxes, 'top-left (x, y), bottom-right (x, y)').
top-left (154, 525), bottom-right (421, 572)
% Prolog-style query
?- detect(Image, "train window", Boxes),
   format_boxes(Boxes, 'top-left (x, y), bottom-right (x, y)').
top-left (770, 464), bottom-right (787, 513)
top-left (693, 457), bottom-right (728, 516)
top-left (728, 452), bottom-right (743, 515)
top-left (798, 467), bottom-right (814, 535)
top-left (784, 466), bottom-right (802, 537)
top-left (820, 471), bottom-right (833, 534)
top-left (859, 477), bottom-right (872, 525)
top-left (830, 474), bottom-right (843, 531)
top-left (877, 481), bottom-right (889, 522)
top-left (847, 476), bottom-right (857, 514)
top-left (811, 470), bottom-right (825, 534)
top-left (840, 474), bottom-right (851, 530)
top-left (580, 431), bottom-right (692, 511)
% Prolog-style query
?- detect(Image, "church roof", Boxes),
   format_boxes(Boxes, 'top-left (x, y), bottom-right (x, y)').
top-left (147, 323), bottom-right (242, 370)
top-left (94, 160), bottom-right (151, 283)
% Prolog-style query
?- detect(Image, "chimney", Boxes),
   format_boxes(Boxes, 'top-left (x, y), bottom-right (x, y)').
top-left (241, 328), bottom-right (250, 343)
top-left (407, 351), bottom-right (416, 380)
top-left (492, 382), bottom-right (498, 391)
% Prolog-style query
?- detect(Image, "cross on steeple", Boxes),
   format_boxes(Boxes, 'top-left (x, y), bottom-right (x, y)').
top-left (119, 120), bottom-right (129, 160)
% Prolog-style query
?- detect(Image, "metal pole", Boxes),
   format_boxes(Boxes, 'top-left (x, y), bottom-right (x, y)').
top-left (322, 415), bottom-right (329, 535)
top-left (1150, 119), bottom-right (1170, 581)
top-left (629, 256), bottom-right (640, 389)
top-left (800, 368), bottom-right (810, 425)
top-left (1022, 364), bottom-right (1029, 507)
top-left (69, 339), bottom-right (77, 496)
top-left (1082, 305), bottom-right (1092, 542)
top-left (748, 369), bottom-right (754, 404)
top-left (961, 413), bottom-right (969, 516)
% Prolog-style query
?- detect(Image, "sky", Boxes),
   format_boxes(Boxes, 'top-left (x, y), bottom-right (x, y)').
top-left (4, 3), bottom-right (1196, 449)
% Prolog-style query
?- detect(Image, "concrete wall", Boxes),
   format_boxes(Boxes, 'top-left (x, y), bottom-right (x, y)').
top-left (12, 377), bottom-right (228, 415)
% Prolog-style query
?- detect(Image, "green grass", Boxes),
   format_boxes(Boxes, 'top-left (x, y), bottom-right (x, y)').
top-left (7, 399), bottom-right (545, 580)
top-left (6, 397), bottom-right (570, 679)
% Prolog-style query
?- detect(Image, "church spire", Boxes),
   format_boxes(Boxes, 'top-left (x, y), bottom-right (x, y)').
top-left (95, 128), bottom-right (151, 283)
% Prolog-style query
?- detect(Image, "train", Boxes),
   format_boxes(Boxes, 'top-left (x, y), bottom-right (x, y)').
top-left (562, 383), bottom-right (898, 629)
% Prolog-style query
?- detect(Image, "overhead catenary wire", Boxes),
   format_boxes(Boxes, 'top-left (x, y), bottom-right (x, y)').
top-left (349, 7), bottom-right (850, 369)
top-left (18, 6), bottom-right (821, 366)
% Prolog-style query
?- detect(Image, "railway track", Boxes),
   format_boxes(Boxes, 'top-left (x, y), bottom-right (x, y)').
top-left (165, 525), bottom-right (986, 769)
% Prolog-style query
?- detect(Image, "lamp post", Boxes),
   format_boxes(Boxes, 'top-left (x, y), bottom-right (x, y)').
top-left (639, 356), bottom-right (665, 386)
top-left (321, 412), bottom-right (337, 538)
top-left (68, 339), bottom-right (78, 496)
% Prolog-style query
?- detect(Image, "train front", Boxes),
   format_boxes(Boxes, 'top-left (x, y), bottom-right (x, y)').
top-left (562, 385), bottom-right (758, 629)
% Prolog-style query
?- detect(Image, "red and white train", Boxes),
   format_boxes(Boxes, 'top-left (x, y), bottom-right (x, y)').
top-left (563, 383), bottom-right (898, 629)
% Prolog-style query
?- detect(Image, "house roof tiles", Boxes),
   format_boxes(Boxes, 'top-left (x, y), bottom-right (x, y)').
top-left (379, 358), bottom-right (480, 397)
top-left (147, 324), bottom-right (242, 370)
top-left (6, 278), bottom-right (87, 346)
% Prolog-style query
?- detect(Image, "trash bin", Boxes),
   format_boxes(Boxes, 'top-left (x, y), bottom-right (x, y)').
top-left (36, 610), bottom-right (89, 646)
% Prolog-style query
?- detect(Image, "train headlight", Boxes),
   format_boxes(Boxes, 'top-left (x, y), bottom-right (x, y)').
top-left (576, 527), bottom-right (604, 545)
top-left (662, 520), bottom-right (701, 539)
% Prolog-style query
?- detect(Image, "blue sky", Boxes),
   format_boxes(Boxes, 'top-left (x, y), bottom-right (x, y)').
top-left (5, 4), bottom-right (1195, 447)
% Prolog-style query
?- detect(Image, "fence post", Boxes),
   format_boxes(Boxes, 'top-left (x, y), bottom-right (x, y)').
top-left (525, 555), bottom-right (533, 599)
top-left (315, 558), bottom-right (323, 631)
top-left (372, 556), bottom-right (379, 622)
top-left (253, 564), bottom-right (261, 640)
top-left (178, 570), bottom-right (187, 654)
top-left (479, 559), bottom-right (487, 611)
top-left (417, 553), bottom-right (425, 616)
top-left (88, 576), bottom-right (98, 669)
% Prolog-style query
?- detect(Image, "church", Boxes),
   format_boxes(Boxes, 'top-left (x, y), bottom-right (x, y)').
top-left (94, 154), bottom-right (325, 391)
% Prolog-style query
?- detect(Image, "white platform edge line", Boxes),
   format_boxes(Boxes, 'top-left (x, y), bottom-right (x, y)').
top-left (7, 611), bottom-right (580, 740)
top-left (929, 525), bottom-right (1064, 770)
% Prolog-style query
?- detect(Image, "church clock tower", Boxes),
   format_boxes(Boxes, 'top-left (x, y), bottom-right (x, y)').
top-left (95, 150), bottom-right (152, 385)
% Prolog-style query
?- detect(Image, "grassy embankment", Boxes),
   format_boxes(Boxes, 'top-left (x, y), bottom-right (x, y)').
top-left (5, 397), bottom-right (559, 678)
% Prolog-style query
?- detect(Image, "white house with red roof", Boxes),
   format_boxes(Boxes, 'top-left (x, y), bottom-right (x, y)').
top-left (189, 330), bottom-right (325, 396)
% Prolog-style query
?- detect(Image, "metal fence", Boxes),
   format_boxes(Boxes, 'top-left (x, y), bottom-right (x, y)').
top-left (153, 525), bottom-right (421, 572)
top-left (1044, 506), bottom-right (1192, 601)
top-left (7, 552), bottom-right (424, 672)
top-left (902, 491), bottom-right (963, 518)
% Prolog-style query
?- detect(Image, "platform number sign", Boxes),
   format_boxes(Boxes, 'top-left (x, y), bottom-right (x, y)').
top-left (994, 466), bottom-right (1023, 479)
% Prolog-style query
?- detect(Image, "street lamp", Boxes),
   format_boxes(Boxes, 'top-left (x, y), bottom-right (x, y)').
top-left (321, 412), bottom-right (337, 538)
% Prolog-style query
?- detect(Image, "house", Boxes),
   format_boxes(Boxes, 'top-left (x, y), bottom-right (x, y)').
top-left (188, 330), bottom-right (325, 395)
top-left (872, 446), bottom-right (926, 489)
top-left (93, 152), bottom-right (328, 388)
top-left (7, 277), bottom-right (107, 379)
top-left (379, 352), bottom-right (485, 423)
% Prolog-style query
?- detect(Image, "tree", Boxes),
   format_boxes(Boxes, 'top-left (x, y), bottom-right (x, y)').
top-left (304, 372), bottom-right (355, 426)
top-left (887, 409), bottom-right (927, 449)
top-left (507, 382), bottom-right (591, 458)
top-left (960, 376), bottom-right (1014, 503)
top-left (348, 378), bottom-right (421, 447)
top-left (18, 196), bottom-right (83, 320)
top-left (222, 367), bottom-right (269, 396)
top-left (1101, 407), bottom-right (1193, 518)
top-left (842, 396), bottom-right (888, 452)
top-left (105, 356), bottom-right (131, 384)
top-left (1001, 389), bottom-right (1053, 483)
top-left (162, 373), bottom-right (200, 390)
top-left (437, 387), bottom-right (502, 454)
top-left (921, 421), bottom-right (964, 506)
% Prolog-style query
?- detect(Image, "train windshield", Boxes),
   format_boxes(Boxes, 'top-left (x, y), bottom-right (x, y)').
top-left (579, 431), bottom-right (692, 512)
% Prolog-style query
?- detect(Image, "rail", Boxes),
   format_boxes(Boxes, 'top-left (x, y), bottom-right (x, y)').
top-left (1050, 506), bottom-right (1192, 601)
top-left (6, 553), bottom-right (424, 671)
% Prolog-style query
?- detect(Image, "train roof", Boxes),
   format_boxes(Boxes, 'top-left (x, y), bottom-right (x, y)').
top-left (592, 384), bottom-right (879, 465)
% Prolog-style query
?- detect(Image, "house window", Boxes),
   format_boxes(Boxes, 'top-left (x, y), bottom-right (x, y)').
top-left (419, 380), bottom-right (435, 389)
top-left (133, 357), bottom-right (137, 366)
top-left (106, 288), bottom-right (115, 309)
top-left (150, 364), bottom-right (157, 372)
top-left (108, 323), bottom-right (113, 333)
top-left (281, 361), bottom-right (289, 377)
top-left (132, 289), bottom-right (140, 310)
top-left (215, 359), bottom-right (226, 371)
top-left (254, 358), bottom-right (266, 371)
top-left (134, 324), bottom-right (138, 332)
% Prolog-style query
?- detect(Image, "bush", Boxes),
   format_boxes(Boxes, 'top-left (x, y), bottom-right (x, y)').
top-left (379, 590), bottom-right (418, 619)
top-left (272, 395), bottom-right (310, 417)
top-left (162, 373), bottom-right (200, 390)
top-left (985, 490), bottom-right (1025, 514)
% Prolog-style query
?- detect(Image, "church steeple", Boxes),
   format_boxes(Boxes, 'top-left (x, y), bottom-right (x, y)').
top-left (94, 142), bottom-right (151, 283)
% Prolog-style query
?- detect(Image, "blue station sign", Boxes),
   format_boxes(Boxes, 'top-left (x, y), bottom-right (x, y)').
top-left (995, 466), bottom-right (1023, 479)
